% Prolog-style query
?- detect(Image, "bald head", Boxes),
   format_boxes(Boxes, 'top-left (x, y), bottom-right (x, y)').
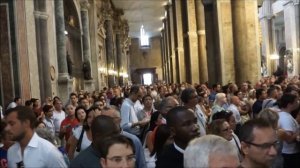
top-left (101, 106), bottom-right (121, 129)
top-left (91, 115), bottom-right (119, 141)
top-left (230, 96), bottom-right (240, 106)
top-left (102, 106), bottom-right (120, 118)
top-left (159, 96), bottom-right (179, 117)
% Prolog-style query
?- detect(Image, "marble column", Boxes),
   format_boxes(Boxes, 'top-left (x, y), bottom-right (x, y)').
top-left (116, 33), bottom-right (122, 86)
top-left (283, 1), bottom-right (300, 76)
top-left (172, 0), bottom-right (186, 83)
top-left (231, 0), bottom-right (261, 85)
top-left (34, 6), bottom-right (52, 101)
top-left (195, 0), bottom-right (208, 83)
top-left (104, 10), bottom-right (115, 87)
top-left (88, 0), bottom-right (99, 91)
top-left (182, 0), bottom-right (200, 84)
top-left (54, 0), bottom-right (73, 102)
top-left (80, 1), bottom-right (94, 91)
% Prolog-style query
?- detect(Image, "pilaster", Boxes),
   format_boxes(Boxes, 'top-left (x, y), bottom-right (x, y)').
top-left (195, 0), bottom-right (208, 83)
top-left (283, 1), bottom-right (300, 76)
top-left (166, 4), bottom-right (174, 83)
top-left (232, 0), bottom-right (261, 84)
top-left (183, 0), bottom-right (200, 84)
top-left (103, 2), bottom-right (115, 87)
top-left (34, 1), bottom-right (52, 101)
top-left (203, 0), bottom-right (235, 85)
top-left (14, 0), bottom-right (31, 102)
top-left (259, 0), bottom-right (274, 76)
top-left (54, 0), bottom-right (72, 102)
top-left (80, 0), bottom-right (94, 91)
top-left (172, 0), bottom-right (186, 83)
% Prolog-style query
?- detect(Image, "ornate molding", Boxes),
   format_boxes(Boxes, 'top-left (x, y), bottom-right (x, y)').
top-left (80, 0), bottom-right (90, 10)
top-left (101, 0), bottom-right (113, 20)
top-left (34, 11), bottom-right (49, 20)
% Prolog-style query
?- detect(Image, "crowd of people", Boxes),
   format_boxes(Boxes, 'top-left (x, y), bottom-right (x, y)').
top-left (0, 75), bottom-right (300, 168)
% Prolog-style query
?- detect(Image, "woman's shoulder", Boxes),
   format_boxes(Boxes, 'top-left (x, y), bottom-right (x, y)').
top-left (72, 125), bottom-right (83, 134)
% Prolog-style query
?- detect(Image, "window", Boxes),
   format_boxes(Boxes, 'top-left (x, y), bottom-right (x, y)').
top-left (140, 25), bottom-right (150, 48)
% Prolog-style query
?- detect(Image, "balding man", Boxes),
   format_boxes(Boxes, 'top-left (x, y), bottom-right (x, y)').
top-left (101, 106), bottom-right (146, 168)
top-left (157, 96), bottom-right (179, 124)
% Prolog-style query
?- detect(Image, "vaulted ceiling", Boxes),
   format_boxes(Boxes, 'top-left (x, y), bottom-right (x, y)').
top-left (111, 0), bottom-right (169, 38)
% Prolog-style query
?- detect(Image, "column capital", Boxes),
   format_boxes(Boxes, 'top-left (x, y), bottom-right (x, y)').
top-left (197, 30), bottom-right (205, 35)
top-left (187, 31), bottom-right (198, 37)
top-left (102, 9), bottom-right (113, 20)
top-left (101, 0), bottom-right (113, 20)
top-left (202, 0), bottom-right (214, 6)
top-left (164, 4), bottom-right (171, 10)
top-left (80, 0), bottom-right (90, 11)
top-left (34, 11), bottom-right (48, 20)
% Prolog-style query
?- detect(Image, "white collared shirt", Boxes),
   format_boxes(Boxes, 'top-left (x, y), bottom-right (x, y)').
top-left (120, 98), bottom-right (140, 135)
top-left (8, 133), bottom-right (67, 168)
top-left (173, 143), bottom-right (184, 154)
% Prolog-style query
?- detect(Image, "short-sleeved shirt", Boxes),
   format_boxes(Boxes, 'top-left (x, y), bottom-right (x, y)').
top-left (53, 110), bottom-right (66, 133)
top-left (72, 126), bottom-right (91, 156)
top-left (7, 133), bottom-right (67, 168)
top-left (278, 111), bottom-right (299, 154)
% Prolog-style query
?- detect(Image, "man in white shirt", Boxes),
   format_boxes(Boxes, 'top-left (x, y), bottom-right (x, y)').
top-left (6, 97), bottom-right (22, 110)
top-left (120, 85), bottom-right (149, 137)
top-left (278, 93), bottom-right (300, 167)
top-left (52, 99), bottom-right (66, 135)
top-left (5, 106), bottom-right (67, 168)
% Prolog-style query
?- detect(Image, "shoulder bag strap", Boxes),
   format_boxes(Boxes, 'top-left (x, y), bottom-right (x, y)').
top-left (76, 128), bottom-right (85, 152)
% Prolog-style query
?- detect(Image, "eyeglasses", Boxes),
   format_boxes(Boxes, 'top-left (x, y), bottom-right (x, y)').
top-left (244, 140), bottom-right (280, 150)
top-left (106, 155), bottom-right (136, 164)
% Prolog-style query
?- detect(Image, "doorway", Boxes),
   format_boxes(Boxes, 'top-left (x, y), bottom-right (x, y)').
top-left (143, 73), bottom-right (153, 85)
